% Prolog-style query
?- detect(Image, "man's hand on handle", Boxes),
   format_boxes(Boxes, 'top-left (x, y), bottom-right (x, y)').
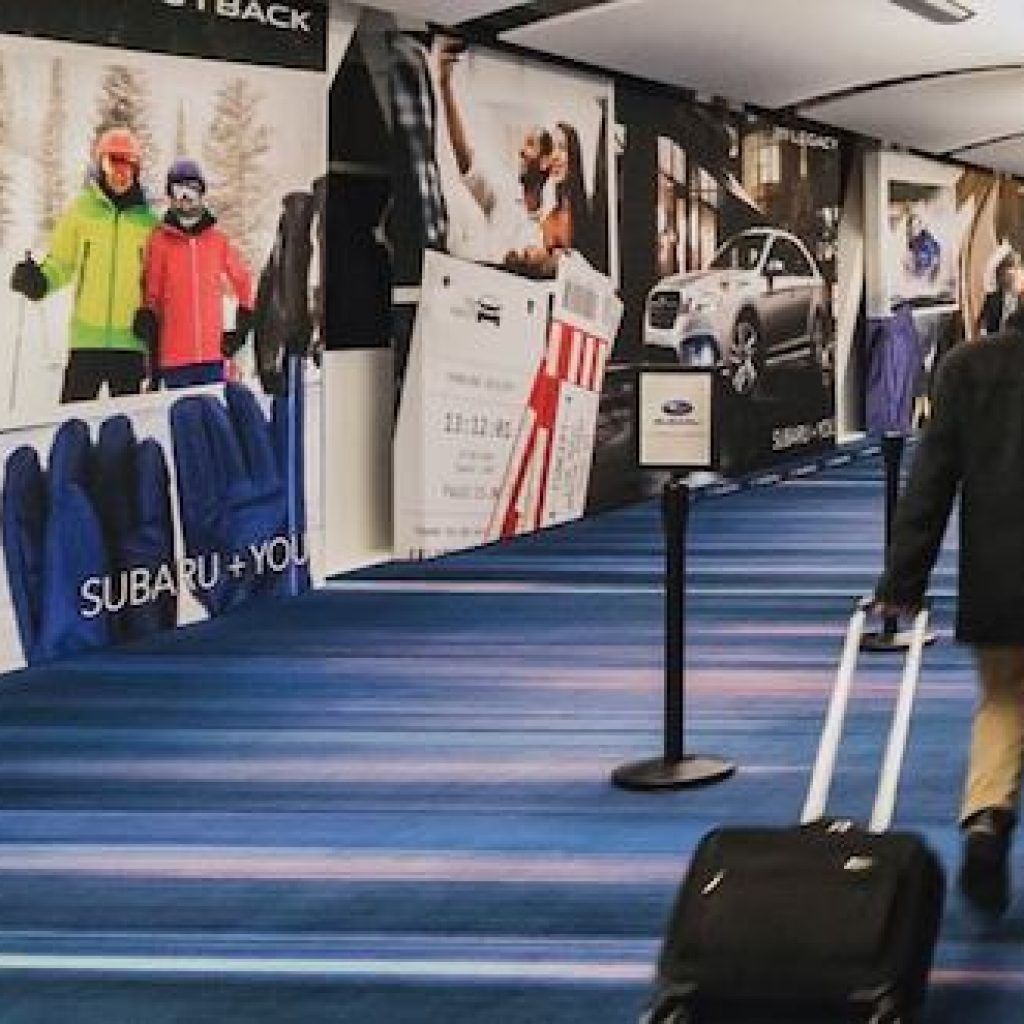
top-left (867, 597), bottom-right (923, 621)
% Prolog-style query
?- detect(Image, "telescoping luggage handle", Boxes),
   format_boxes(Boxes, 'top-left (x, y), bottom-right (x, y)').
top-left (800, 597), bottom-right (930, 833)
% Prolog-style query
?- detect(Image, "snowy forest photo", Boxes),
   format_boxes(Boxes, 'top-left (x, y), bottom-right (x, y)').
top-left (0, 33), bottom-right (324, 424)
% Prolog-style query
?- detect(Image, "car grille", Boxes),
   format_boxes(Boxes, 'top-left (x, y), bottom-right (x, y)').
top-left (649, 291), bottom-right (682, 329)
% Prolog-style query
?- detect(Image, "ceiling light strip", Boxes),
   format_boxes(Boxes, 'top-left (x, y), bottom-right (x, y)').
top-left (792, 64), bottom-right (1024, 115)
top-left (944, 129), bottom-right (1024, 158)
top-left (889, 0), bottom-right (977, 25)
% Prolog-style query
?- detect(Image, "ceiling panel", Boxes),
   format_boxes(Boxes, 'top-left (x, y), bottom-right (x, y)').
top-left (367, 0), bottom-right (532, 24)
top-left (804, 68), bottom-right (1024, 155)
top-left (957, 138), bottom-right (1024, 178)
top-left (374, 0), bottom-right (1024, 177)
top-left (505, 0), bottom-right (1024, 110)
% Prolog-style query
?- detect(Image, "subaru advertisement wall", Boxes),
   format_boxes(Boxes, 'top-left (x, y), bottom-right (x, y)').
top-left (387, 31), bottom-right (849, 551)
top-left (389, 34), bottom-right (621, 558)
top-left (887, 179), bottom-right (961, 311)
top-left (864, 151), bottom-right (1024, 433)
top-left (591, 82), bottom-right (841, 505)
top-left (0, 0), bottom-right (326, 669)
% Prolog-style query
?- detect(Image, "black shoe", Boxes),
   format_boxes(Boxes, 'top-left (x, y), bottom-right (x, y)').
top-left (958, 808), bottom-right (1013, 919)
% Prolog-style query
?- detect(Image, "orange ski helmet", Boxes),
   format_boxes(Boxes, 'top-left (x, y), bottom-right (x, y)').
top-left (94, 127), bottom-right (143, 167)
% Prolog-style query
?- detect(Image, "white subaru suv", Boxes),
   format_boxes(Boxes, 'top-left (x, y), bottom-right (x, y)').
top-left (644, 228), bottom-right (832, 396)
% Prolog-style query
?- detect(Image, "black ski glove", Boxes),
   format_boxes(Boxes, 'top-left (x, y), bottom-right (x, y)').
top-left (132, 307), bottom-right (159, 350)
top-left (10, 257), bottom-right (47, 301)
top-left (258, 366), bottom-right (287, 397)
top-left (222, 306), bottom-right (255, 358)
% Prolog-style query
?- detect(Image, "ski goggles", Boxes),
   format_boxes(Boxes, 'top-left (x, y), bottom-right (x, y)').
top-left (101, 152), bottom-right (140, 171)
top-left (99, 155), bottom-right (139, 189)
top-left (169, 182), bottom-right (204, 204)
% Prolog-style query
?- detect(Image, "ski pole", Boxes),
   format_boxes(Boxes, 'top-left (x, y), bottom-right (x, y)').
top-left (39, 299), bottom-right (64, 373)
top-left (10, 251), bottom-right (35, 414)
top-left (10, 298), bottom-right (27, 414)
top-left (286, 354), bottom-right (299, 597)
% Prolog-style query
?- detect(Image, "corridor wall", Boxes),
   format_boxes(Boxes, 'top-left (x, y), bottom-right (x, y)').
top-left (859, 147), bottom-right (1024, 435)
top-left (375, 22), bottom-right (850, 558)
top-left (0, 0), bottom-right (328, 669)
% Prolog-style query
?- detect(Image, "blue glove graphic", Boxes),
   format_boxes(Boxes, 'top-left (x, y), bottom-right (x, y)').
top-left (3, 421), bottom-right (109, 665)
top-left (170, 382), bottom-right (305, 618)
top-left (92, 415), bottom-right (177, 643)
top-left (3, 416), bottom-right (177, 666)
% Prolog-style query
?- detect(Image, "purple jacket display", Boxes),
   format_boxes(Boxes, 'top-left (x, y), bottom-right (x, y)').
top-left (866, 304), bottom-right (922, 436)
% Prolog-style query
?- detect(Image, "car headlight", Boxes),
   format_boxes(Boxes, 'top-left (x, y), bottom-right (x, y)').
top-left (692, 291), bottom-right (723, 313)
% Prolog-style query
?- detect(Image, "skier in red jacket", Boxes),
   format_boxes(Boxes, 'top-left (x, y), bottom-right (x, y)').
top-left (134, 159), bottom-right (254, 389)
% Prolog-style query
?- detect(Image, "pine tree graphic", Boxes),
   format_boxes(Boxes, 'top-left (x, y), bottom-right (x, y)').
top-left (37, 58), bottom-right (69, 242)
top-left (94, 64), bottom-right (160, 195)
top-left (175, 99), bottom-right (189, 159)
top-left (0, 58), bottom-right (13, 245)
top-left (204, 77), bottom-right (271, 269)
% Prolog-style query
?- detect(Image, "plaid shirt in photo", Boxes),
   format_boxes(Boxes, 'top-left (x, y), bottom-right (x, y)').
top-left (391, 35), bottom-right (448, 252)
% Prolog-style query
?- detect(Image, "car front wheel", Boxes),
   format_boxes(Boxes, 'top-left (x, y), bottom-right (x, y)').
top-left (727, 312), bottom-right (763, 397)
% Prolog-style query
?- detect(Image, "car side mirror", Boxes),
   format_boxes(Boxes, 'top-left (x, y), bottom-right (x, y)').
top-left (765, 258), bottom-right (784, 291)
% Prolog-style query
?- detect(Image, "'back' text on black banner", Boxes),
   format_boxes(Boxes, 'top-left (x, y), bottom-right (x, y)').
top-left (0, 0), bottom-right (327, 71)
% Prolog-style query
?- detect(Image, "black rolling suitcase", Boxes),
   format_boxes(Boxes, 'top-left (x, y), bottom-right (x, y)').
top-left (645, 600), bottom-right (945, 1024)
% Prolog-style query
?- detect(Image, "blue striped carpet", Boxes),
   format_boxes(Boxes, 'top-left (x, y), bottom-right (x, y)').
top-left (0, 451), bottom-right (1019, 1021)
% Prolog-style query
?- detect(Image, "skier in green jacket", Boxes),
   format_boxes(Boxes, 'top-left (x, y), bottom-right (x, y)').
top-left (10, 127), bottom-right (158, 402)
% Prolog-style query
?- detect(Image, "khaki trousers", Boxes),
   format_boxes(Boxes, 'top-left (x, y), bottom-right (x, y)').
top-left (962, 646), bottom-right (1024, 824)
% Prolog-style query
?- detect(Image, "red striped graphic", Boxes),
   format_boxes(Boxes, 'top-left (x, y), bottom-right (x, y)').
top-left (490, 318), bottom-right (612, 539)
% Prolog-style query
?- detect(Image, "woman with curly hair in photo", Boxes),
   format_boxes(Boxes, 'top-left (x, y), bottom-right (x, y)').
top-left (511, 120), bottom-right (597, 276)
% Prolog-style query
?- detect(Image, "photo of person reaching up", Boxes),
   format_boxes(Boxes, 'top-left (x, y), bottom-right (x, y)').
top-left (133, 159), bottom-right (254, 390)
top-left (436, 37), bottom-right (553, 269)
top-left (9, 128), bottom-right (158, 403)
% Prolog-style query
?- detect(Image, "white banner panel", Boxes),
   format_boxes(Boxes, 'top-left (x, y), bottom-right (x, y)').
top-left (393, 251), bottom-right (551, 559)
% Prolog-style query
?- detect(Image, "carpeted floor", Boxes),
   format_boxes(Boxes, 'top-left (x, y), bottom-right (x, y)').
top-left (0, 450), bottom-right (1018, 1021)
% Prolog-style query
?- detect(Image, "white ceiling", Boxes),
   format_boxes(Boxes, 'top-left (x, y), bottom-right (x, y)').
top-left (505, 0), bottom-right (1024, 108)
top-left (808, 67), bottom-right (1024, 157)
top-left (958, 138), bottom-right (1024, 179)
top-left (371, 0), bottom-right (1024, 175)
top-left (366, 0), bottom-right (531, 25)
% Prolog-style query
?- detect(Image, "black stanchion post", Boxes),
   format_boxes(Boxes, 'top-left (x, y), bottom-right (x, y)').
top-left (882, 432), bottom-right (902, 637)
top-left (664, 474), bottom-right (686, 764)
top-left (862, 432), bottom-right (936, 652)
top-left (611, 475), bottom-right (736, 791)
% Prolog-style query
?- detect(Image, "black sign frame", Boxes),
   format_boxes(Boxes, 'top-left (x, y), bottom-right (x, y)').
top-left (634, 365), bottom-right (720, 473)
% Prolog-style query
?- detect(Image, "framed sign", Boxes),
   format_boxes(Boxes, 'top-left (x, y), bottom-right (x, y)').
top-left (636, 367), bottom-right (717, 471)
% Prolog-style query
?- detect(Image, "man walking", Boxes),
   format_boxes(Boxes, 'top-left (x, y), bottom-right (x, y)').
top-left (875, 314), bottom-right (1024, 918)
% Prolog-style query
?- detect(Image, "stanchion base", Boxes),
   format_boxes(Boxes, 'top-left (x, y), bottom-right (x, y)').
top-left (861, 629), bottom-right (937, 652)
top-left (611, 755), bottom-right (736, 792)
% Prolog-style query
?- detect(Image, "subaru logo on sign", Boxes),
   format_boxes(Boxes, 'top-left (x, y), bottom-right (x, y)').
top-left (662, 399), bottom-right (694, 417)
